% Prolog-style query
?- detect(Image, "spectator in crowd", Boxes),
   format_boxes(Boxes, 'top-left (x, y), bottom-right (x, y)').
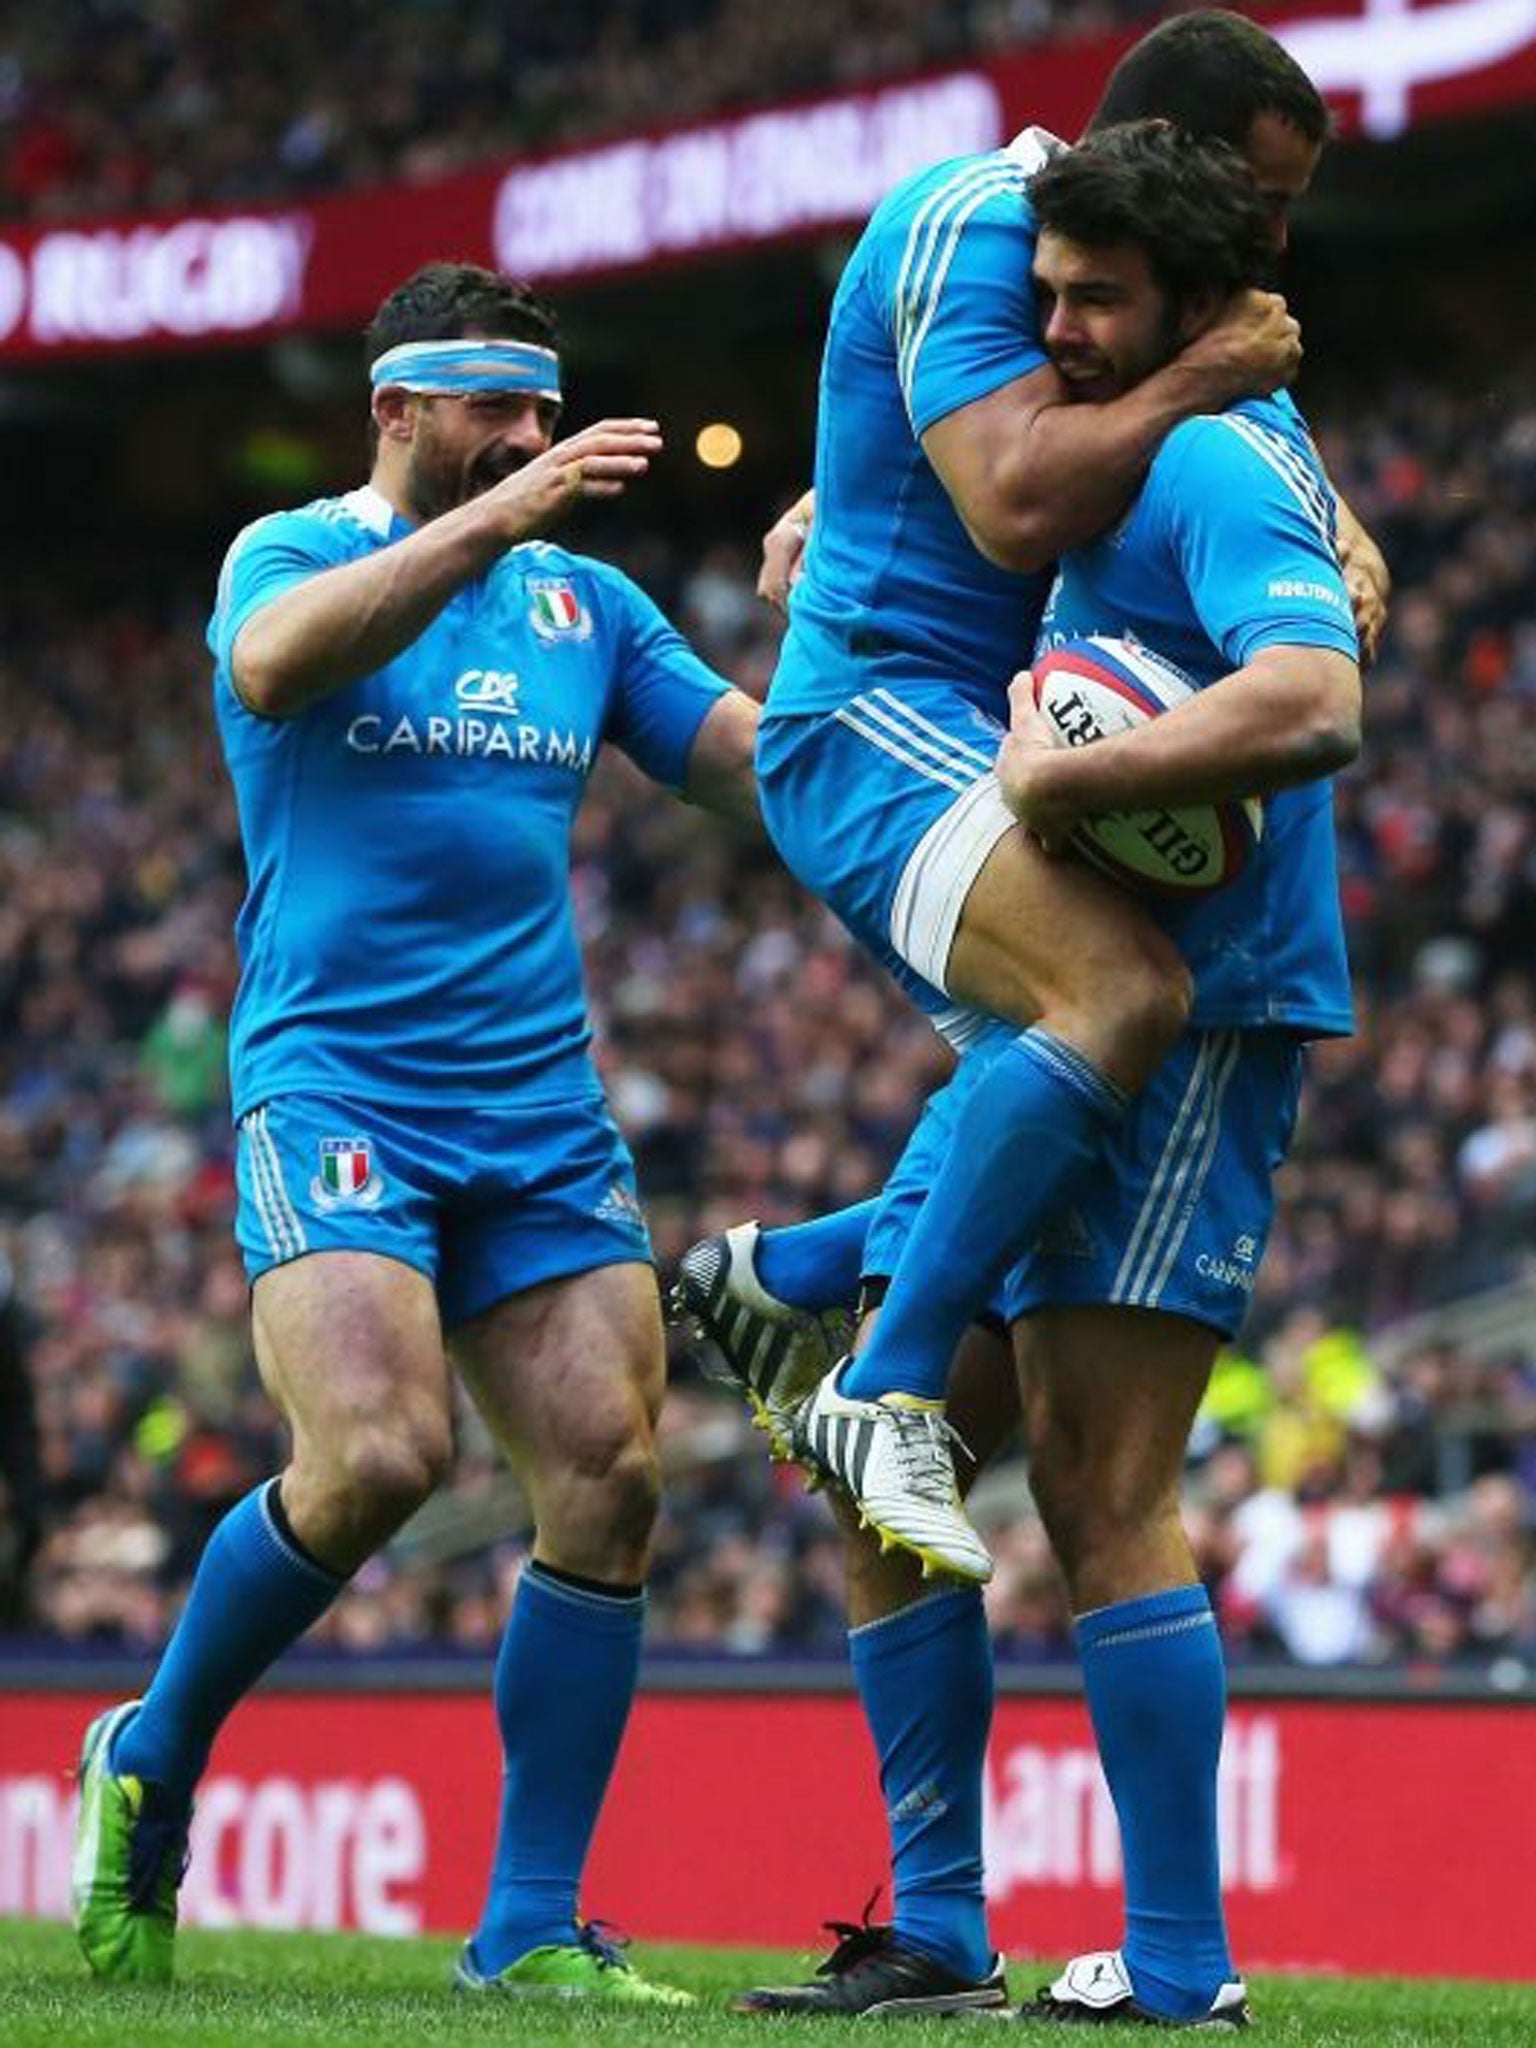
top-left (1, 0), bottom-right (1122, 221)
top-left (3, 373), bottom-right (1536, 1667)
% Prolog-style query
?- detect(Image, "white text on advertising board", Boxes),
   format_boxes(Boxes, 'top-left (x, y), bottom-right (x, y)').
top-left (983, 1714), bottom-right (1282, 1895)
top-left (1, 1771), bottom-right (423, 1932)
top-left (0, 215), bottom-right (313, 347)
top-left (1278, 0), bottom-right (1536, 137)
top-left (493, 74), bottom-right (1003, 280)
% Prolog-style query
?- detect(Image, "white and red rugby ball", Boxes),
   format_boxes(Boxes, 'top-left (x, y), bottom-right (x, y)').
top-left (1030, 634), bottom-right (1262, 896)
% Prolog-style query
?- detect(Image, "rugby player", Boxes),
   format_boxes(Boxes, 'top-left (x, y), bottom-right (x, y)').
top-left (679, 12), bottom-right (1385, 1591)
top-left (71, 262), bottom-right (757, 2002)
top-left (734, 125), bottom-right (1361, 2025)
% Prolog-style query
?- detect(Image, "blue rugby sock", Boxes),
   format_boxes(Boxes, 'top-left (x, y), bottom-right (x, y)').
top-left (113, 1480), bottom-right (345, 1806)
top-left (470, 1562), bottom-right (645, 1972)
top-left (841, 1030), bottom-right (1126, 1401)
top-left (754, 1200), bottom-right (876, 1312)
top-left (1077, 1585), bottom-right (1233, 2020)
top-left (848, 1588), bottom-right (994, 1982)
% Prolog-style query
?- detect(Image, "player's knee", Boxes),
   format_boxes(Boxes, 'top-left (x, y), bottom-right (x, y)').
top-left (1098, 944), bottom-right (1191, 1084)
top-left (332, 1420), bottom-right (451, 1529)
top-left (1030, 1442), bottom-right (1169, 1582)
top-left (583, 1433), bottom-right (662, 1555)
top-left (1044, 930), bottom-right (1190, 1093)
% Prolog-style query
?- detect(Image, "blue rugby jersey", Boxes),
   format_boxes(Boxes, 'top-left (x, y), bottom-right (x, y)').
top-left (767, 136), bottom-right (1062, 720)
top-left (209, 486), bottom-right (728, 1117)
top-left (1037, 395), bottom-right (1360, 1036)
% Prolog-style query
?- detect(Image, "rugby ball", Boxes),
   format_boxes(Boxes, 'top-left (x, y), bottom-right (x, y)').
top-left (1031, 635), bottom-right (1262, 896)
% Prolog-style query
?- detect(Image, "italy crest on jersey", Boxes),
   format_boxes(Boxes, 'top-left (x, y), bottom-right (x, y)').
top-left (311, 1136), bottom-right (386, 1210)
top-left (527, 576), bottom-right (592, 643)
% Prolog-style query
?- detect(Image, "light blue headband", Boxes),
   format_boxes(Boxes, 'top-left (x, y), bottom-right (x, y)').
top-left (369, 338), bottom-right (562, 400)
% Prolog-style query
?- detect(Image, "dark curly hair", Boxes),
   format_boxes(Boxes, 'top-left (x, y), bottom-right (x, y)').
top-left (362, 262), bottom-right (558, 370)
top-left (1029, 123), bottom-right (1274, 302)
top-left (1090, 9), bottom-right (1329, 149)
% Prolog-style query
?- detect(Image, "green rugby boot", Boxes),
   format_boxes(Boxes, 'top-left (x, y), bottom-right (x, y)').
top-left (73, 1702), bottom-right (191, 1984)
top-left (454, 1922), bottom-right (694, 2005)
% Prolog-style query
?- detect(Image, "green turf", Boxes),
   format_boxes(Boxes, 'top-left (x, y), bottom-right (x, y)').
top-left (3, 1920), bottom-right (1535, 2046)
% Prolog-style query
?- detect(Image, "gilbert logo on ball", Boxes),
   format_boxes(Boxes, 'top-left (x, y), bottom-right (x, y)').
top-left (1031, 636), bottom-right (1262, 896)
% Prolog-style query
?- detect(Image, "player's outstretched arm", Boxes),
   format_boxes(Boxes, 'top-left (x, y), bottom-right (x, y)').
top-left (999, 645), bottom-right (1361, 848)
top-left (682, 688), bottom-right (761, 829)
top-left (1332, 492), bottom-right (1391, 667)
top-left (923, 290), bottom-right (1301, 575)
top-left (233, 419), bottom-right (662, 718)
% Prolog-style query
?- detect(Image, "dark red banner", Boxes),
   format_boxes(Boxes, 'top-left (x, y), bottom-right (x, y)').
top-left (3, 1685), bottom-right (1531, 1978)
top-left (1, 2), bottom-right (1533, 364)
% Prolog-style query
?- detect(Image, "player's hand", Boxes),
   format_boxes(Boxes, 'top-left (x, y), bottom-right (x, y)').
top-left (758, 489), bottom-right (815, 613)
top-left (1182, 288), bottom-right (1302, 402)
top-left (487, 418), bottom-right (663, 542)
top-left (997, 672), bottom-right (1074, 852)
top-left (1337, 509), bottom-right (1391, 668)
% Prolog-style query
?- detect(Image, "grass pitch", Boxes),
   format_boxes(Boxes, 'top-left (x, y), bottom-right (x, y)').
top-left (3, 1919), bottom-right (1535, 2047)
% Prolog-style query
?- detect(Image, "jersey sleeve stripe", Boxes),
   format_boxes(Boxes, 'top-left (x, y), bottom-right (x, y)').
top-left (892, 162), bottom-right (1030, 412)
top-left (1219, 416), bottom-right (1338, 547)
top-left (893, 160), bottom-right (1021, 346)
top-left (891, 163), bottom-right (1004, 352)
top-left (899, 175), bottom-right (1029, 416)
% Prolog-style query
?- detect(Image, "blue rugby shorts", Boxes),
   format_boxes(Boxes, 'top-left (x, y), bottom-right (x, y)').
top-left (234, 1088), bottom-right (652, 1328)
top-left (866, 1026), bottom-right (1304, 1339)
top-left (757, 684), bottom-right (1015, 1053)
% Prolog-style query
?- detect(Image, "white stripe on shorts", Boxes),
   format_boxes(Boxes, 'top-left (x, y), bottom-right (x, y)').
top-left (837, 689), bottom-right (998, 792)
top-left (1113, 1030), bottom-right (1241, 1309)
top-left (890, 770), bottom-right (1017, 992)
top-left (241, 1110), bottom-right (288, 1261)
top-left (867, 687), bottom-right (996, 770)
top-left (245, 1106), bottom-right (309, 1262)
top-left (834, 705), bottom-right (974, 793)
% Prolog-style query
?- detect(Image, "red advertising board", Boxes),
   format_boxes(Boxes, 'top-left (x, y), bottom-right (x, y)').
top-left (2, 1685), bottom-right (1531, 1979)
top-left (1, 1), bottom-right (1534, 364)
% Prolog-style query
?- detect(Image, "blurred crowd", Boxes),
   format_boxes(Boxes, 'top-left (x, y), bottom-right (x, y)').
top-left (2, 369), bottom-right (1535, 1674)
top-left (2, 0), bottom-right (1148, 222)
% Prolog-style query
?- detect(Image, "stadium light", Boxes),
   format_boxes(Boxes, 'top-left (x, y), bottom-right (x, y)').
top-left (695, 422), bottom-right (743, 469)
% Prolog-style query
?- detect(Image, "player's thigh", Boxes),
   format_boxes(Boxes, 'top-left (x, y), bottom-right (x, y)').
top-left (450, 1259), bottom-right (665, 1480)
top-left (252, 1250), bottom-right (453, 1476)
top-left (945, 821), bottom-right (1189, 1056)
top-left (236, 1093), bottom-right (453, 1463)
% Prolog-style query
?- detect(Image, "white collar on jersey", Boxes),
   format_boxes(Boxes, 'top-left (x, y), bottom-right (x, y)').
top-left (1003, 125), bottom-right (1068, 174)
top-left (341, 484), bottom-right (396, 537)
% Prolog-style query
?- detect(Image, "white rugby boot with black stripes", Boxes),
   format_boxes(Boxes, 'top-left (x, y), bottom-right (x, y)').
top-left (792, 1363), bottom-right (993, 1584)
top-left (670, 1223), bottom-right (853, 1461)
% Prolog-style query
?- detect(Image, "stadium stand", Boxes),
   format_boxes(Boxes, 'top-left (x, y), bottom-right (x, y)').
top-left (3, 366), bottom-right (1534, 1667)
top-left (2, 0), bottom-right (1138, 220)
